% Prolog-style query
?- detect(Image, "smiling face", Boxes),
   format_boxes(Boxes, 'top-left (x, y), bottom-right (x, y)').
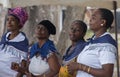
top-left (69, 22), bottom-right (84, 42)
top-left (6, 15), bottom-right (21, 31)
top-left (35, 24), bottom-right (49, 40)
top-left (89, 9), bottom-right (104, 32)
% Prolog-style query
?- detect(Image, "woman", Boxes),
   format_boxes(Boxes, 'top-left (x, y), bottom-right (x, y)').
top-left (59, 20), bottom-right (87, 77)
top-left (12, 20), bottom-right (60, 77)
top-left (0, 7), bottom-right (29, 77)
top-left (28, 20), bottom-right (60, 77)
top-left (67, 8), bottom-right (117, 77)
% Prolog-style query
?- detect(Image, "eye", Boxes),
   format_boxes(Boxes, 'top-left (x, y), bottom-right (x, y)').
top-left (70, 27), bottom-right (73, 30)
top-left (75, 29), bottom-right (80, 32)
top-left (6, 18), bottom-right (9, 21)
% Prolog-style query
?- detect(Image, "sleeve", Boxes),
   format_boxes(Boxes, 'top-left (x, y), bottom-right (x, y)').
top-left (99, 44), bottom-right (117, 65)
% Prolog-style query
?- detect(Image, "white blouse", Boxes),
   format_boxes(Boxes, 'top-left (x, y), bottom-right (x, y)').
top-left (0, 32), bottom-right (27, 77)
top-left (29, 52), bottom-right (53, 76)
top-left (76, 33), bottom-right (117, 77)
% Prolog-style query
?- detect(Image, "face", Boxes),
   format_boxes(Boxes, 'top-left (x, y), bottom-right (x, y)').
top-left (6, 15), bottom-right (20, 31)
top-left (89, 9), bottom-right (104, 32)
top-left (35, 24), bottom-right (49, 39)
top-left (69, 22), bottom-right (83, 42)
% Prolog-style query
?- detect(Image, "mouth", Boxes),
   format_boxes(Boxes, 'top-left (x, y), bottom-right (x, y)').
top-left (70, 34), bottom-right (75, 38)
top-left (89, 24), bottom-right (93, 27)
top-left (7, 24), bottom-right (12, 27)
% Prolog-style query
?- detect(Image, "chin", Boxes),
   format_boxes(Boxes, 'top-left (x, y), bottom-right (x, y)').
top-left (7, 29), bottom-right (12, 31)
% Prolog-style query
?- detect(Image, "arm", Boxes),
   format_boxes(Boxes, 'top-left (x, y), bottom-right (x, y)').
top-left (45, 53), bottom-right (60, 77)
top-left (89, 64), bottom-right (114, 77)
top-left (67, 62), bottom-right (114, 77)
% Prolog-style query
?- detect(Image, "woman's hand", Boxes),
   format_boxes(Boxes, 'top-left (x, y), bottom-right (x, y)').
top-left (67, 62), bottom-right (80, 73)
top-left (11, 62), bottom-right (20, 72)
top-left (25, 72), bottom-right (32, 77)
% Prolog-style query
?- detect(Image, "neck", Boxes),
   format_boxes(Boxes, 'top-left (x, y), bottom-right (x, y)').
top-left (72, 39), bottom-right (84, 46)
top-left (38, 39), bottom-right (48, 48)
top-left (9, 31), bottom-right (20, 40)
top-left (94, 28), bottom-right (107, 38)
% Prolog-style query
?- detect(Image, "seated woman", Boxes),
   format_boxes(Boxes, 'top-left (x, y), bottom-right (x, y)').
top-left (12, 20), bottom-right (60, 77)
top-left (59, 20), bottom-right (87, 77)
top-left (0, 7), bottom-right (29, 77)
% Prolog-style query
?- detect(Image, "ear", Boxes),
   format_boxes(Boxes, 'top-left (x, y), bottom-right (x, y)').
top-left (18, 24), bottom-right (22, 29)
top-left (101, 19), bottom-right (106, 26)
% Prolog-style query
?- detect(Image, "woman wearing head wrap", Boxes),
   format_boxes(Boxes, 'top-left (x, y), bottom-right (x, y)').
top-left (67, 8), bottom-right (117, 77)
top-left (28, 20), bottom-right (60, 77)
top-left (12, 20), bottom-right (60, 77)
top-left (0, 7), bottom-right (29, 77)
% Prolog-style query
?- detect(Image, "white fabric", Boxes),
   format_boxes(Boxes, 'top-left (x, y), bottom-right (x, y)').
top-left (29, 56), bottom-right (49, 76)
top-left (76, 33), bottom-right (117, 77)
top-left (0, 32), bottom-right (27, 77)
top-left (6, 32), bottom-right (25, 42)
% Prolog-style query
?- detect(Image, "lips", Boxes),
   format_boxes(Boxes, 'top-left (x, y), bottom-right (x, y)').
top-left (7, 24), bottom-right (13, 28)
top-left (69, 34), bottom-right (75, 38)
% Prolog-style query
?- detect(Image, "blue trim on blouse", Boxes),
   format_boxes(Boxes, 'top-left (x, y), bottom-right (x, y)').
top-left (87, 34), bottom-right (117, 48)
top-left (0, 32), bottom-right (29, 52)
top-left (30, 39), bottom-right (57, 58)
top-left (63, 40), bottom-right (86, 61)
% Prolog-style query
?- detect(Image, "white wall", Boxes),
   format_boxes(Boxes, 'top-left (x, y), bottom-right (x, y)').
top-left (0, 0), bottom-right (11, 8)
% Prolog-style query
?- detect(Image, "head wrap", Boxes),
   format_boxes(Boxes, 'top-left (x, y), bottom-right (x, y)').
top-left (8, 7), bottom-right (28, 27)
top-left (39, 20), bottom-right (56, 35)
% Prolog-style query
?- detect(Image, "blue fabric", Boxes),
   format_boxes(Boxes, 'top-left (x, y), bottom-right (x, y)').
top-left (63, 40), bottom-right (86, 61)
top-left (87, 34), bottom-right (117, 48)
top-left (0, 32), bottom-right (29, 52)
top-left (30, 39), bottom-right (57, 58)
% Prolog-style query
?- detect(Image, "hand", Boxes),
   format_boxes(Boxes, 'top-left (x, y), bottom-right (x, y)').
top-left (67, 62), bottom-right (79, 73)
top-left (25, 72), bottom-right (32, 77)
top-left (21, 59), bottom-right (27, 67)
top-left (11, 62), bottom-right (19, 71)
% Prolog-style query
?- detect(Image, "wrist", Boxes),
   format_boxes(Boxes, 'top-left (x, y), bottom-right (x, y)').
top-left (87, 66), bottom-right (91, 73)
top-left (77, 63), bottom-right (81, 70)
top-left (43, 74), bottom-right (46, 77)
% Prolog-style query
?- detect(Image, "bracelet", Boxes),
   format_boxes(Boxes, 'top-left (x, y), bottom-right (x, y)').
top-left (83, 65), bottom-right (87, 71)
top-left (43, 74), bottom-right (46, 77)
top-left (78, 64), bottom-right (81, 70)
top-left (87, 66), bottom-right (91, 73)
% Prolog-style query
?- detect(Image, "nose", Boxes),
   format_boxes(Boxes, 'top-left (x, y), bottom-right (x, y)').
top-left (71, 29), bottom-right (76, 33)
top-left (89, 18), bottom-right (92, 22)
top-left (6, 19), bottom-right (11, 24)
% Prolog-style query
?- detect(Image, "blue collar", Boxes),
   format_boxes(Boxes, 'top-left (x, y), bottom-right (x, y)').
top-left (30, 39), bottom-right (57, 58)
top-left (63, 40), bottom-right (86, 61)
top-left (87, 34), bottom-right (117, 48)
top-left (0, 32), bottom-right (29, 52)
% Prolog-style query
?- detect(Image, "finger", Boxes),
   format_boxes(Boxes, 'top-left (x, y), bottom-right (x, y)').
top-left (11, 62), bottom-right (16, 69)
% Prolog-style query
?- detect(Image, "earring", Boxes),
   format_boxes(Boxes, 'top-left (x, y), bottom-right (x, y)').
top-left (101, 24), bottom-right (103, 26)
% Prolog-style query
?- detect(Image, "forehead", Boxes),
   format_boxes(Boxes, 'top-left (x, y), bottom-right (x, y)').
top-left (36, 24), bottom-right (47, 28)
top-left (71, 22), bottom-right (82, 29)
top-left (7, 15), bottom-right (16, 19)
top-left (7, 15), bottom-right (19, 21)
top-left (92, 9), bottom-right (102, 17)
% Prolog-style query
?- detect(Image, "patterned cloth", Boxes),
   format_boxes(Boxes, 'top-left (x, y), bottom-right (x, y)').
top-left (8, 7), bottom-right (28, 27)
top-left (59, 66), bottom-right (72, 77)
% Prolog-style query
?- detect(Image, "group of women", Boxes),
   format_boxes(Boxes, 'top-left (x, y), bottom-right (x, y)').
top-left (0, 7), bottom-right (117, 77)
